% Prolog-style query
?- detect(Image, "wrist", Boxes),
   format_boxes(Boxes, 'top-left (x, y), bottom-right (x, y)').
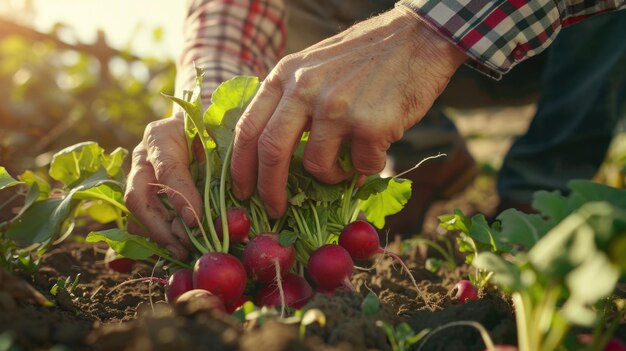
top-left (391, 5), bottom-right (467, 73)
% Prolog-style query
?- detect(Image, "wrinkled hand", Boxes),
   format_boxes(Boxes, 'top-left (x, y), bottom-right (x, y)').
top-left (231, 6), bottom-right (467, 218)
top-left (124, 112), bottom-right (202, 260)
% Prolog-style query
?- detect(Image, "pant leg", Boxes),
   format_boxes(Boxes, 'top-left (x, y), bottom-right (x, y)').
top-left (497, 11), bottom-right (626, 205)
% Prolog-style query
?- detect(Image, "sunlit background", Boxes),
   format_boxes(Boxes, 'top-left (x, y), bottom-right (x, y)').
top-left (1, 0), bottom-right (185, 58)
top-left (0, 0), bottom-right (185, 173)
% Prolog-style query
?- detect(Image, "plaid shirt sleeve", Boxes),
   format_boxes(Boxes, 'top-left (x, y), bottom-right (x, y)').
top-left (177, 0), bottom-right (286, 103)
top-left (398, 0), bottom-right (625, 78)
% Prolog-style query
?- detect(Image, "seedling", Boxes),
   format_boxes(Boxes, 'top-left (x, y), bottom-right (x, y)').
top-left (377, 321), bottom-right (429, 351)
top-left (50, 273), bottom-right (81, 296)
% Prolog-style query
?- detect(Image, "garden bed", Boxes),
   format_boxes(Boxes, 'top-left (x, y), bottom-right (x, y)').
top-left (1, 175), bottom-right (530, 351)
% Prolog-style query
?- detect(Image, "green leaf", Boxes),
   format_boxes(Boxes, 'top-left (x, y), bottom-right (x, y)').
top-left (473, 252), bottom-right (523, 292)
top-left (354, 175), bottom-right (390, 200)
top-left (359, 178), bottom-right (412, 229)
top-left (49, 142), bottom-right (102, 185)
top-left (73, 181), bottom-right (126, 214)
top-left (565, 250), bottom-right (619, 305)
top-left (204, 76), bottom-right (260, 157)
top-left (288, 161), bottom-right (347, 203)
top-left (0, 166), bottom-right (22, 189)
top-left (5, 169), bottom-right (124, 245)
top-left (48, 142), bottom-right (128, 186)
top-left (78, 201), bottom-right (120, 224)
top-left (569, 179), bottom-right (626, 209)
top-left (18, 170), bottom-right (50, 199)
top-left (496, 209), bottom-right (550, 249)
top-left (361, 291), bottom-right (380, 316)
top-left (86, 229), bottom-right (167, 260)
top-left (425, 257), bottom-right (444, 272)
top-left (279, 230), bottom-right (299, 246)
top-left (4, 197), bottom-right (69, 244)
top-left (102, 147), bottom-right (128, 179)
top-left (438, 209), bottom-right (471, 234)
top-left (467, 214), bottom-right (498, 249)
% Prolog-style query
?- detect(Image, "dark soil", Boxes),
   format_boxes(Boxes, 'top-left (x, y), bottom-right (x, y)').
top-left (0, 174), bottom-right (609, 351)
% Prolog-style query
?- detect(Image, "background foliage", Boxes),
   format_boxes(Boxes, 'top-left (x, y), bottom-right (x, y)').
top-left (0, 16), bottom-right (175, 174)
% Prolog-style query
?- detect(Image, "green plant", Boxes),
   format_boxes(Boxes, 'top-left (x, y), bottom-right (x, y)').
top-left (376, 321), bottom-right (429, 351)
top-left (471, 181), bottom-right (626, 351)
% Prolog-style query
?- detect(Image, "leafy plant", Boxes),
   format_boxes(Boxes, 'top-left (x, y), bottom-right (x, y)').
top-left (0, 144), bottom-right (145, 269)
top-left (471, 181), bottom-right (626, 351)
top-left (376, 321), bottom-right (429, 351)
top-left (50, 273), bottom-right (81, 296)
top-left (438, 210), bottom-right (509, 287)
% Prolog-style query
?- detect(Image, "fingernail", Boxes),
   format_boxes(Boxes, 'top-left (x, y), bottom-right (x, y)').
top-left (166, 245), bottom-right (186, 260)
top-left (266, 206), bottom-right (280, 219)
top-left (232, 182), bottom-right (244, 199)
top-left (182, 207), bottom-right (197, 227)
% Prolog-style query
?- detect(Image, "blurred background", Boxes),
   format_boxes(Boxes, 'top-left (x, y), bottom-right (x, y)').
top-left (0, 0), bottom-right (184, 174)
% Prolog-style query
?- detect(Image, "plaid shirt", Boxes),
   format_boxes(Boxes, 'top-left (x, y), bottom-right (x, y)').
top-left (179, 0), bottom-right (624, 100)
top-left (398, 0), bottom-right (625, 77)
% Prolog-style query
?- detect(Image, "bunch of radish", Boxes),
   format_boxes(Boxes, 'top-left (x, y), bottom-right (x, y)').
top-left (110, 72), bottom-right (415, 314)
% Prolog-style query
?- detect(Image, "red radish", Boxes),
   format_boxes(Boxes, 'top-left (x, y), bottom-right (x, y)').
top-left (452, 280), bottom-right (478, 304)
top-left (604, 339), bottom-right (626, 351)
top-left (215, 207), bottom-right (251, 244)
top-left (338, 220), bottom-right (382, 260)
top-left (338, 220), bottom-right (426, 302)
top-left (104, 247), bottom-right (136, 273)
top-left (579, 334), bottom-right (626, 351)
top-left (307, 244), bottom-right (354, 291)
top-left (194, 252), bottom-right (247, 306)
top-left (165, 268), bottom-right (194, 303)
top-left (242, 233), bottom-right (296, 283)
top-left (254, 273), bottom-right (313, 309)
top-left (175, 289), bottom-right (226, 312)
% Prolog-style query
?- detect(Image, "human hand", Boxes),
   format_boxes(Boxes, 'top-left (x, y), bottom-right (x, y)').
top-left (231, 6), bottom-right (467, 218)
top-left (124, 112), bottom-right (202, 260)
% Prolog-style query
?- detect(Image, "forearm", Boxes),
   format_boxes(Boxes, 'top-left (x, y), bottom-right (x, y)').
top-left (398, 0), bottom-right (625, 78)
top-left (176, 0), bottom-right (286, 104)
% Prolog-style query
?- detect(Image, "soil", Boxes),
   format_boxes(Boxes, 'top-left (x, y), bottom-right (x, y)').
top-left (0, 174), bottom-right (622, 351)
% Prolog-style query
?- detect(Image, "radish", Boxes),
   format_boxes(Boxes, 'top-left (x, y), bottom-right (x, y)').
top-left (165, 268), bottom-right (194, 303)
top-left (452, 280), bottom-right (478, 304)
top-left (579, 334), bottom-right (626, 351)
top-left (307, 244), bottom-right (354, 291)
top-left (254, 273), bottom-right (313, 309)
top-left (338, 220), bottom-right (426, 303)
top-left (338, 220), bottom-right (382, 260)
top-left (193, 252), bottom-right (247, 306)
top-left (215, 207), bottom-right (251, 244)
top-left (104, 247), bottom-right (136, 273)
top-left (242, 233), bottom-right (296, 283)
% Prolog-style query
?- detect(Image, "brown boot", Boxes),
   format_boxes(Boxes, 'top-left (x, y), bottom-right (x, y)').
top-left (382, 141), bottom-right (479, 237)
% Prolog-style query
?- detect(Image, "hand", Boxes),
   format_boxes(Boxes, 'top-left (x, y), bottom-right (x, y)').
top-left (124, 112), bottom-right (203, 260)
top-left (231, 6), bottom-right (467, 218)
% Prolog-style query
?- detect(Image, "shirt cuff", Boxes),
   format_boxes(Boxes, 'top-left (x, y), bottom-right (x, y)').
top-left (397, 0), bottom-right (563, 78)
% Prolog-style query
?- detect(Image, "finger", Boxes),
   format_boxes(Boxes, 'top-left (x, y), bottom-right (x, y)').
top-left (256, 95), bottom-right (310, 218)
top-left (127, 218), bottom-right (147, 236)
top-left (231, 79), bottom-right (283, 200)
top-left (144, 118), bottom-right (202, 228)
top-left (302, 121), bottom-right (351, 184)
top-left (171, 217), bottom-right (194, 252)
top-left (351, 135), bottom-right (388, 176)
top-left (125, 144), bottom-right (188, 260)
